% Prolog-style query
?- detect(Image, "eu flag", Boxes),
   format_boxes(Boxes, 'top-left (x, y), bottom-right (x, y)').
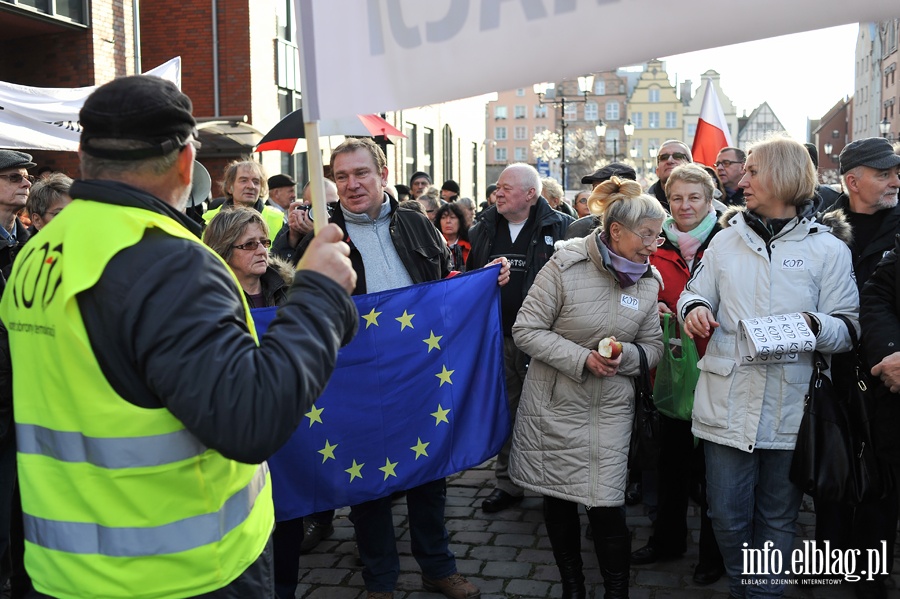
top-left (255, 265), bottom-right (509, 521)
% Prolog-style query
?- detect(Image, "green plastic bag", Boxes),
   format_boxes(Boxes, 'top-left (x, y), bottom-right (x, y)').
top-left (652, 313), bottom-right (700, 421)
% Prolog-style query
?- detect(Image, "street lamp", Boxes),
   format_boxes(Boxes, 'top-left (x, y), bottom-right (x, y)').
top-left (881, 118), bottom-right (891, 139)
top-left (534, 75), bottom-right (595, 190)
top-left (824, 142), bottom-right (833, 156)
top-left (595, 118), bottom-right (635, 162)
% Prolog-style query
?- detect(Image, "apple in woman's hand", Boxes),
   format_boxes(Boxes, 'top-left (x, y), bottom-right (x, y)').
top-left (598, 337), bottom-right (623, 359)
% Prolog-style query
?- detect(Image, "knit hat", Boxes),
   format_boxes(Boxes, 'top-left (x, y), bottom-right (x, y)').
top-left (409, 171), bottom-right (432, 186)
top-left (441, 179), bottom-right (460, 195)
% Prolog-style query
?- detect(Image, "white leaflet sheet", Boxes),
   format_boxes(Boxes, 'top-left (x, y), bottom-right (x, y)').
top-left (737, 313), bottom-right (816, 365)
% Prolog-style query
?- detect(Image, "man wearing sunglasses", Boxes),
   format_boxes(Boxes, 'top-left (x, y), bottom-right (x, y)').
top-left (0, 150), bottom-right (35, 280)
top-left (648, 140), bottom-right (692, 212)
top-left (0, 75), bottom-right (358, 599)
top-left (714, 147), bottom-right (745, 205)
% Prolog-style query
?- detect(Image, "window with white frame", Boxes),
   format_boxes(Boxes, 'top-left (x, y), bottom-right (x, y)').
top-left (666, 111), bottom-right (677, 128)
top-left (535, 104), bottom-right (547, 118)
top-left (584, 102), bottom-right (599, 121)
top-left (514, 105), bottom-right (527, 119)
top-left (649, 88), bottom-right (660, 103)
top-left (516, 88), bottom-right (526, 96)
top-left (514, 126), bottom-right (527, 140)
top-left (605, 101), bottom-right (619, 121)
top-left (534, 125), bottom-right (547, 135)
top-left (631, 113), bottom-right (642, 128)
top-left (594, 80), bottom-right (605, 95)
top-left (494, 105), bottom-right (507, 119)
top-left (514, 147), bottom-right (527, 161)
top-left (648, 112), bottom-right (660, 128)
top-left (495, 126), bottom-right (508, 140)
top-left (494, 147), bottom-right (508, 162)
top-left (564, 103), bottom-right (577, 121)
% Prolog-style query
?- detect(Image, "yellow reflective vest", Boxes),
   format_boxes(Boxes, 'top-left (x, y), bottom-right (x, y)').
top-left (0, 200), bottom-right (274, 598)
top-left (202, 201), bottom-right (284, 241)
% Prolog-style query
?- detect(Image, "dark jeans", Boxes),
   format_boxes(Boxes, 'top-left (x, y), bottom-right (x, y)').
top-left (349, 478), bottom-right (456, 592)
top-left (652, 415), bottom-right (723, 568)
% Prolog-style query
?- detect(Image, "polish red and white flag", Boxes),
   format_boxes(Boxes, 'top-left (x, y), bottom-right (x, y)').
top-left (692, 79), bottom-right (733, 167)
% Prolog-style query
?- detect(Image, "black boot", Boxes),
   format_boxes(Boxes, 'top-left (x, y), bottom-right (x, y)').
top-left (596, 534), bottom-right (630, 599)
top-left (557, 552), bottom-right (586, 599)
top-left (543, 496), bottom-right (586, 599)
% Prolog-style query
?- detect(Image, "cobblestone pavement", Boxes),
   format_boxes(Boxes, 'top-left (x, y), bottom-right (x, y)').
top-left (293, 458), bottom-right (900, 598)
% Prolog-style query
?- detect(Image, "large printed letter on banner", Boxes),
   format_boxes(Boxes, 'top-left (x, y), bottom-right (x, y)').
top-left (255, 266), bottom-right (509, 521)
top-left (294, 1), bottom-right (898, 121)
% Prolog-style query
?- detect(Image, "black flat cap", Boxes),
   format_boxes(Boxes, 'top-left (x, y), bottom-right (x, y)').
top-left (582, 162), bottom-right (637, 184)
top-left (80, 75), bottom-right (197, 160)
top-left (839, 137), bottom-right (900, 174)
top-left (268, 174), bottom-right (296, 190)
top-left (0, 150), bottom-right (36, 171)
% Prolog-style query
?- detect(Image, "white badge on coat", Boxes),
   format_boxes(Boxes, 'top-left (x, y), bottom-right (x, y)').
top-left (544, 235), bottom-right (554, 246)
top-left (781, 258), bottom-right (805, 270)
top-left (620, 294), bottom-right (639, 311)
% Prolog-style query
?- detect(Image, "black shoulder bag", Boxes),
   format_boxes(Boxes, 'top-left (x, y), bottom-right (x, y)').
top-left (789, 315), bottom-right (893, 505)
top-left (628, 344), bottom-right (660, 470)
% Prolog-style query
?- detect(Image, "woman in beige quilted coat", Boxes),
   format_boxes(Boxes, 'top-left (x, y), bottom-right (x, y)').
top-left (509, 177), bottom-right (664, 599)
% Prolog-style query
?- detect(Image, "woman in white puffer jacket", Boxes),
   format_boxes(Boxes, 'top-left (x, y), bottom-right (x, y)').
top-left (678, 136), bottom-right (858, 599)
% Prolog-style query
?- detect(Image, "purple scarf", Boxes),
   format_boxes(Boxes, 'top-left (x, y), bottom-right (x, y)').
top-left (598, 232), bottom-right (650, 288)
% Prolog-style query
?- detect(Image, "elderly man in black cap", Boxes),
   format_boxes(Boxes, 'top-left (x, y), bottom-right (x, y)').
top-left (817, 136), bottom-right (900, 598)
top-left (0, 150), bottom-right (35, 279)
top-left (0, 75), bottom-right (358, 599)
top-left (564, 162), bottom-right (637, 239)
top-left (409, 171), bottom-right (432, 199)
top-left (267, 173), bottom-right (297, 216)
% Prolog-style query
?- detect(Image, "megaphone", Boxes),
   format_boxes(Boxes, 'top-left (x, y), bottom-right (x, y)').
top-left (187, 161), bottom-right (212, 208)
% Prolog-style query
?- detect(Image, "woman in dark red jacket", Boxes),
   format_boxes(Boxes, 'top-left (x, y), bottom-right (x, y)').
top-left (632, 164), bottom-right (725, 585)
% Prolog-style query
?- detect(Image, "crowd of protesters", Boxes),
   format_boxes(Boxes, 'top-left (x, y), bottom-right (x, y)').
top-left (0, 74), bottom-right (899, 599)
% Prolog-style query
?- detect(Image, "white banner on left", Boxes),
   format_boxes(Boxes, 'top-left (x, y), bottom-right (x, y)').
top-left (0, 57), bottom-right (181, 151)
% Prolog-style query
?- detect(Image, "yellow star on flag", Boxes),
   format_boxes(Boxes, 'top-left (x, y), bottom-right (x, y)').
top-left (318, 440), bottom-right (338, 463)
top-left (345, 459), bottom-right (364, 482)
top-left (431, 404), bottom-right (451, 425)
top-left (423, 330), bottom-right (442, 353)
top-left (395, 310), bottom-right (415, 330)
top-left (362, 308), bottom-right (382, 329)
top-left (436, 365), bottom-right (454, 386)
top-left (305, 404), bottom-right (324, 427)
top-left (378, 457), bottom-right (399, 480)
top-left (410, 437), bottom-right (430, 459)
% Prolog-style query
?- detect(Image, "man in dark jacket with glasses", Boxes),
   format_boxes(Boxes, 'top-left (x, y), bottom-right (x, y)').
top-left (0, 150), bottom-right (35, 280)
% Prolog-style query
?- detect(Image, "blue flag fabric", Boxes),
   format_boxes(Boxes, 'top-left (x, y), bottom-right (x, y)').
top-left (255, 265), bottom-right (509, 521)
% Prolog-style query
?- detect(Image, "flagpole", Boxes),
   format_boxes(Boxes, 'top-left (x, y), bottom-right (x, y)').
top-left (303, 120), bottom-right (328, 235)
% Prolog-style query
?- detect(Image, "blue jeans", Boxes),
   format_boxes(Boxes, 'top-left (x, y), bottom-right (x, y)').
top-left (349, 478), bottom-right (456, 592)
top-left (704, 442), bottom-right (803, 599)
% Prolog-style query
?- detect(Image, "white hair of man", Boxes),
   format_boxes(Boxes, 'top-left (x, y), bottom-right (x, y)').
top-left (503, 163), bottom-right (543, 197)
